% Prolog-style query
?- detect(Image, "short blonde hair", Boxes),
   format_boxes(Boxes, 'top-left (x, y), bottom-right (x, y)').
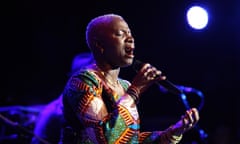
top-left (85, 14), bottom-right (123, 51)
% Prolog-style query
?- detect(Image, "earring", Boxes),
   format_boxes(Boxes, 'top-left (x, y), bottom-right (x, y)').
top-left (100, 48), bottom-right (104, 54)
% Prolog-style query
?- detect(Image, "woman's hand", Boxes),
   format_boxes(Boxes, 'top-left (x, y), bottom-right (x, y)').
top-left (171, 108), bottom-right (200, 136)
top-left (131, 63), bottom-right (166, 94)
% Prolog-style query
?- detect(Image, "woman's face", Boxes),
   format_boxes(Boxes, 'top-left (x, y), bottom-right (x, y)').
top-left (99, 17), bottom-right (135, 68)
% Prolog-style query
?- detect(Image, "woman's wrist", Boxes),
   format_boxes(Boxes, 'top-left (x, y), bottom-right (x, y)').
top-left (167, 125), bottom-right (183, 143)
top-left (169, 125), bottom-right (183, 137)
top-left (126, 85), bottom-right (140, 104)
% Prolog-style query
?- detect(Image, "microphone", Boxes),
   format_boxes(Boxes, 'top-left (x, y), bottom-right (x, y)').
top-left (132, 59), bottom-right (183, 95)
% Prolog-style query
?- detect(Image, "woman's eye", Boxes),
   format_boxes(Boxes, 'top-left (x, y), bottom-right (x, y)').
top-left (116, 31), bottom-right (124, 36)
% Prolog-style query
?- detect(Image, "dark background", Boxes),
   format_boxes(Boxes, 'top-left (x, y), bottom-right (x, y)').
top-left (4, 0), bottom-right (240, 143)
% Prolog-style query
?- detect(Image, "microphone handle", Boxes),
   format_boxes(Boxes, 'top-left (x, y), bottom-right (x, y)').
top-left (132, 59), bottom-right (182, 95)
top-left (157, 79), bottom-right (183, 95)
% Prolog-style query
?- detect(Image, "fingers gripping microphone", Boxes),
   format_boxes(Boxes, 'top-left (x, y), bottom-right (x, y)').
top-left (132, 59), bottom-right (183, 95)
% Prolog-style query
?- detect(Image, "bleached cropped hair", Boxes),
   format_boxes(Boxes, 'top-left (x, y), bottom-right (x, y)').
top-left (85, 14), bottom-right (123, 51)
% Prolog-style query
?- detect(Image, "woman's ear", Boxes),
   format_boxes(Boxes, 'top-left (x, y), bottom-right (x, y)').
top-left (95, 41), bottom-right (101, 48)
top-left (95, 39), bottom-right (103, 48)
top-left (94, 39), bottom-right (104, 54)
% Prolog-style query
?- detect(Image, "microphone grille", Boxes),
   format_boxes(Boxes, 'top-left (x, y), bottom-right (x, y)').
top-left (132, 59), bottom-right (144, 72)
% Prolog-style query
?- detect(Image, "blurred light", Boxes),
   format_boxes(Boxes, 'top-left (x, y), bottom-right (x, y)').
top-left (186, 6), bottom-right (209, 30)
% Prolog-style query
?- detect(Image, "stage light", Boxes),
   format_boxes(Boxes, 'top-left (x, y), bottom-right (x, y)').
top-left (186, 6), bottom-right (209, 30)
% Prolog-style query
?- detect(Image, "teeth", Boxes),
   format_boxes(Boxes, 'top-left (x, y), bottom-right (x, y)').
top-left (126, 47), bottom-right (132, 52)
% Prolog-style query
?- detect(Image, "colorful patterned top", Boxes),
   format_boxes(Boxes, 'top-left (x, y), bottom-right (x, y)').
top-left (61, 67), bottom-right (182, 144)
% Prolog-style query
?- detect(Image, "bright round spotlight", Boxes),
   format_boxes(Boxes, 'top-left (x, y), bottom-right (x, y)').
top-left (187, 6), bottom-right (209, 30)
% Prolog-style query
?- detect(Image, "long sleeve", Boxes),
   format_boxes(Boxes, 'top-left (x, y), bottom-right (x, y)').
top-left (62, 70), bottom-right (140, 143)
top-left (62, 70), bottom-right (108, 143)
top-left (139, 127), bottom-right (183, 144)
top-left (62, 69), bottom-right (183, 144)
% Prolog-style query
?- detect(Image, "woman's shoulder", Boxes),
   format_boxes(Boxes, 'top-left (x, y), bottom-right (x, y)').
top-left (71, 67), bottom-right (101, 87)
top-left (118, 78), bottom-right (130, 90)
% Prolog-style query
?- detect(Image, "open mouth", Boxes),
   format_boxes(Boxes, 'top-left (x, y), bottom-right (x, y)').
top-left (125, 47), bottom-right (134, 58)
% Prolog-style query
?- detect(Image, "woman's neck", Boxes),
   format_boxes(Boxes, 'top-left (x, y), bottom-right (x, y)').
top-left (93, 63), bottom-right (124, 95)
top-left (94, 62), bottom-right (120, 82)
